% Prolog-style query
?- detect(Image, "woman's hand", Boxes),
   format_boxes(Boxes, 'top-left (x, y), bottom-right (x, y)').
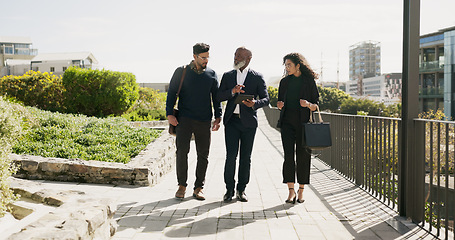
top-left (277, 101), bottom-right (284, 110)
top-left (300, 99), bottom-right (317, 111)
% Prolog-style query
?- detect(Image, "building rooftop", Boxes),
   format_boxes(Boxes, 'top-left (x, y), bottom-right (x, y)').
top-left (0, 36), bottom-right (32, 44)
top-left (349, 40), bottom-right (381, 50)
top-left (32, 52), bottom-right (98, 64)
top-left (420, 25), bottom-right (455, 38)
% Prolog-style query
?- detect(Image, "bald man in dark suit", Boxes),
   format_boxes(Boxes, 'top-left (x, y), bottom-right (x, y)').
top-left (217, 47), bottom-right (269, 202)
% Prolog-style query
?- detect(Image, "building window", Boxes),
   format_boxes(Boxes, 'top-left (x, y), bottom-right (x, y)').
top-left (63, 67), bottom-right (67, 72)
top-left (4, 45), bottom-right (13, 54)
top-left (50, 67), bottom-right (55, 72)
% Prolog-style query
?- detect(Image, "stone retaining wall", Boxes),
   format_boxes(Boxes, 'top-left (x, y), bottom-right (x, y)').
top-left (11, 127), bottom-right (176, 186)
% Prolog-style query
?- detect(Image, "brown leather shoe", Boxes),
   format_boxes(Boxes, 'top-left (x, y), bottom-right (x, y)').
top-left (193, 187), bottom-right (205, 200)
top-left (175, 185), bottom-right (186, 199)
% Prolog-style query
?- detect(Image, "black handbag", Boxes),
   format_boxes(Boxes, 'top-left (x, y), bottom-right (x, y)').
top-left (169, 66), bottom-right (187, 136)
top-left (303, 106), bottom-right (332, 150)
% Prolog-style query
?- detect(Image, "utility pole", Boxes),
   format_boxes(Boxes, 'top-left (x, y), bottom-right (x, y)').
top-left (320, 52), bottom-right (323, 83)
top-left (337, 52), bottom-right (340, 89)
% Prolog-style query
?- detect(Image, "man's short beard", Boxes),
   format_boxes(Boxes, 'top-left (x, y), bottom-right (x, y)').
top-left (196, 61), bottom-right (207, 69)
top-left (233, 61), bottom-right (246, 70)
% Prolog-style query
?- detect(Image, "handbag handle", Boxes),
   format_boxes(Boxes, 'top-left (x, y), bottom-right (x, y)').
top-left (174, 65), bottom-right (187, 108)
top-left (309, 105), bottom-right (323, 123)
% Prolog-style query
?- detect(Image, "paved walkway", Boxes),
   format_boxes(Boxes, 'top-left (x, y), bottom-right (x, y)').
top-left (5, 110), bottom-right (439, 239)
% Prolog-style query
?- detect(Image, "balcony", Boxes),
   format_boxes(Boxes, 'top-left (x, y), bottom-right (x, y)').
top-left (420, 87), bottom-right (444, 98)
top-left (1, 48), bottom-right (38, 56)
top-left (420, 60), bottom-right (444, 73)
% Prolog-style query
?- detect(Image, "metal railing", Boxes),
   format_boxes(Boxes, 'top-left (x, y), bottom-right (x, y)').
top-left (415, 119), bottom-right (455, 239)
top-left (262, 106), bottom-right (455, 239)
top-left (319, 113), bottom-right (401, 211)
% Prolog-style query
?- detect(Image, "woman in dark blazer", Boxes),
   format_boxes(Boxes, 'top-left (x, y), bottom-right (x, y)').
top-left (276, 53), bottom-right (319, 203)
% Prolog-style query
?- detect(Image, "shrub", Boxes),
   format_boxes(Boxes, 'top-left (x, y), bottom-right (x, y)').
top-left (0, 97), bottom-right (29, 217)
top-left (122, 109), bottom-right (166, 121)
top-left (418, 109), bottom-right (447, 120)
top-left (0, 71), bottom-right (65, 112)
top-left (267, 86), bottom-right (278, 107)
top-left (122, 87), bottom-right (167, 121)
top-left (62, 67), bottom-right (139, 117)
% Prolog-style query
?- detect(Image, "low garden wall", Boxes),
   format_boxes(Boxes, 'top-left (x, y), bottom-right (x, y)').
top-left (11, 123), bottom-right (176, 186)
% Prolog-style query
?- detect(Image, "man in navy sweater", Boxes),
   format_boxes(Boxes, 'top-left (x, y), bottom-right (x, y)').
top-left (166, 43), bottom-right (222, 200)
top-left (217, 47), bottom-right (269, 202)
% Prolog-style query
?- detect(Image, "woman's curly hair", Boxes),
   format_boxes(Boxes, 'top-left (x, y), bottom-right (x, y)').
top-left (283, 53), bottom-right (319, 80)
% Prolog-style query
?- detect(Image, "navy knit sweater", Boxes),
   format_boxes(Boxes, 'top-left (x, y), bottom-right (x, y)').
top-left (166, 65), bottom-right (222, 122)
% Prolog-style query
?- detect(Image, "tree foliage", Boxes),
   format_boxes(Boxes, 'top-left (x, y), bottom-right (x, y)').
top-left (267, 85), bottom-right (401, 117)
top-left (317, 86), bottom-right (351, 112)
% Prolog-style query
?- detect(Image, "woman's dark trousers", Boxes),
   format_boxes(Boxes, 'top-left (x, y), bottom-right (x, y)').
top-left (281, 110), bottom-right (311, 184)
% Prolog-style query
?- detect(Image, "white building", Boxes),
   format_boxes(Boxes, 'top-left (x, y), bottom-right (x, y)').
top-left (0, 36), bottom-right (38, 76)
top-left (346, 73), bottom-right (402, 105)
top-left (31, 52), bottom-right (98, 75)
top-left (2, 52), bottom-right (98, 76)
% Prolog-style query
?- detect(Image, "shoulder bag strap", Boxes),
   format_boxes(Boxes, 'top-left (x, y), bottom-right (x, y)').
top-left (309, 106), bottom-right (323, 123)
top-left (174, 65), bottom-right (187, 107)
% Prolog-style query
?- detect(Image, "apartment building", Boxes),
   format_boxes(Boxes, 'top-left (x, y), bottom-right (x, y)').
top-left (419, 26), bottom-right (455, 118)
top-left (349, 41), bottom-right (381, 96)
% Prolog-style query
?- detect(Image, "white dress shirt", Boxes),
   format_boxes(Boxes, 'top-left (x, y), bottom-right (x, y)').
top-left (234, 68), bottom-right (249, 114)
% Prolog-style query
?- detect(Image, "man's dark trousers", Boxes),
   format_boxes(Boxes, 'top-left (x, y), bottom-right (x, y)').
top-left (176, 117), bottom-right (211, 190)
top-left (224, 116), bottom-right (257, 192)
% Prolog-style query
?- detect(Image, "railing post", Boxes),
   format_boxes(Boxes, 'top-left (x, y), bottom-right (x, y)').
top-left (355, 116), bottom-right (364, 186)
top-left (414, 120), bottom-right (425, 223)
top-left (401, 0), bottom-right (420, 219)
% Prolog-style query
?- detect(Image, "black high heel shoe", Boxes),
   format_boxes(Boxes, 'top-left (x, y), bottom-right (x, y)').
top-left (285, 188), bottom-right (296, 204)
top-left (297, 187), bottom-right (304, 203)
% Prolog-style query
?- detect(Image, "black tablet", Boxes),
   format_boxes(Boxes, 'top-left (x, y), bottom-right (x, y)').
top-left (234, 94), bottom-right (254, 104)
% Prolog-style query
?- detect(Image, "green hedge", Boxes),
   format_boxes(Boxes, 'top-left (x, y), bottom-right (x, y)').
top-left (0, 71), bottom-right (65, 112)
top-left (62, 67), bottom-right (139, 117)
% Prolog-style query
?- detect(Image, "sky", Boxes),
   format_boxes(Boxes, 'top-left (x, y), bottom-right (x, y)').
top-left (2, 0), bottom-right (455, 85)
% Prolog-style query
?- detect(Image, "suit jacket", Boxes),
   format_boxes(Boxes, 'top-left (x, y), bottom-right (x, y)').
top-left (217, 69), bottom-right (270, 128)
top-left (276, 74), bottom-right (319, 128)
